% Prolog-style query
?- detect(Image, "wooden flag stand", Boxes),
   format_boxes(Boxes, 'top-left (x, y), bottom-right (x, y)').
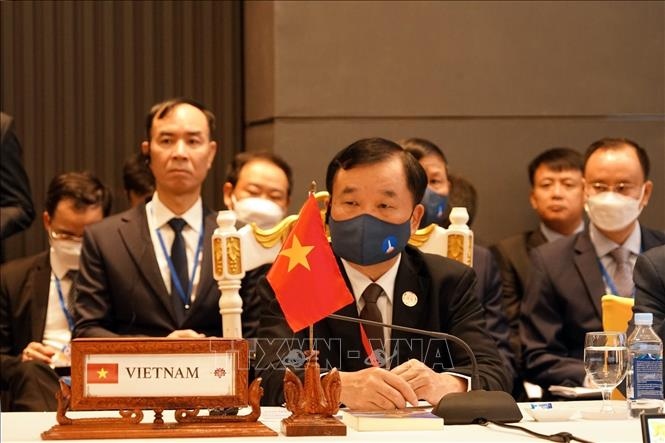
top-left (280, 326), bottom-right (347, 436)
top-left (41, 338), bottom-right (277, 440)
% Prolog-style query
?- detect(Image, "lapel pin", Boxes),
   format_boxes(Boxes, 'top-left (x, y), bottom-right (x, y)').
top-left (402, 291), bottom-right (418, 307)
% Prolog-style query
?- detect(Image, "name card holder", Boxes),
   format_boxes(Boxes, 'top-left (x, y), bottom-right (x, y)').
top-left (42, 338), bottom-right (277, 439)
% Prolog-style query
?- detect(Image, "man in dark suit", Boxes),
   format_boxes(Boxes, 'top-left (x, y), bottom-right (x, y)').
top-left (522, 138), bottom-right (665, 390)
top-left (1, 112), bottom-right (35, 263)
top-left (256, 138), bottom-right (510, 410)
top-left (633, 245), bottom-right (665, 341)
top-left (1, 172), bottom-right (110, 411)
top-left (73, 98), bottom-right (259, 340)
top-left (491, 147), bottom-right (585, 384)
top-left (400, 138), bottom-right (515, 384)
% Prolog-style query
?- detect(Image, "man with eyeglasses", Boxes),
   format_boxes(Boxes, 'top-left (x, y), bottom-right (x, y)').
top-left (0, 172), bottom-right (111, 411)
top-left (521, 138), bottom-right (665, 392)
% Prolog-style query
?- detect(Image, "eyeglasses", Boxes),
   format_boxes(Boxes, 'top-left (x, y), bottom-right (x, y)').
top-left (49, 230), bottom-right (83, 242)
top-left (587, 182), bottom-right (640, 196)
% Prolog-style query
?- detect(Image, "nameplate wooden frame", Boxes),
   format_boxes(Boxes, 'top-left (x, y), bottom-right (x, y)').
top-left (42, 338), bottom-right (277, 439)
top-left (70, 338), bottom-right (247, 410)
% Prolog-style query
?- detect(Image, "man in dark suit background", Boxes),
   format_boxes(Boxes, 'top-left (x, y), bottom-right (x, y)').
top-left (256, 138), bottom-right (509, 410)
top-left (0, 172), bottom-right (110, 411)
top-left (73, 98), bottom-right (259, 340)
top-left (632, 245), bottom-right (665, 342)
top-left (400, 138), bottom-right (515, 386)
top-left (521, 138), bottom-right (665, 390)
top-left (0, 112), bottom-right (35, 263)
top-left (491, 147), bottom-right (585, 382)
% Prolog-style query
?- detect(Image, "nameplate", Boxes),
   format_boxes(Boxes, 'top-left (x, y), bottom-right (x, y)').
top-left (69, 338), bottom-right (248, 410)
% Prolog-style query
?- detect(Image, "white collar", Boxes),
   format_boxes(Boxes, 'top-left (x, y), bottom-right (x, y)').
top-left (539, 220), bottom-right (584, 243)
top-left (148, 191), bottom-right (203, 233)
top-left (340, 254), bottom-right (402, 305)
top-left (589, 222), bottom-right (642, 258)
top-left (49, 248), bottom-right (69, 279)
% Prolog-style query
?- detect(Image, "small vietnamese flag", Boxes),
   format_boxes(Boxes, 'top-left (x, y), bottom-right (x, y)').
top-left (87, 363), bottom-right (119, 384)
top-left (267, 194), bottom-right (354, 332)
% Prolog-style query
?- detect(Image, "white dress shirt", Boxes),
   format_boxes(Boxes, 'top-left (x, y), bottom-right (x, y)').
top-left (146, 192), bottom-right (204, 303)
top-left (42, 249), bottom-right (75, 366)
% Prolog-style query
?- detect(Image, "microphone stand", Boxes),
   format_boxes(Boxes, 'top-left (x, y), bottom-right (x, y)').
top-left (328, 314), bottom-right (481, 389)
top-left (327, 313), bottom-right (522, 425)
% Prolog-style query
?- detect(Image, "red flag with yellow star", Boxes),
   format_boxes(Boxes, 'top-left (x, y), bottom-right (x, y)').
top-left (86, 363), bottom-right (119, 383)
top-left (267, 194), bottom-right (354, 332)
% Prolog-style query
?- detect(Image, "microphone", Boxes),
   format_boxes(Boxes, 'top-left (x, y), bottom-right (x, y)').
top-left (327, 313), bottom-right (522, 425)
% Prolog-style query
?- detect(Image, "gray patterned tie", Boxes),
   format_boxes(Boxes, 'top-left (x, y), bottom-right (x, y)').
top-left (609, 246), bottom-right (634, 297)
top-left (360, 283), bottom-right (385, 356)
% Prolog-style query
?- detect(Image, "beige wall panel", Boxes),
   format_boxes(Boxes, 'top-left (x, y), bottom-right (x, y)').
top-left (245, 123), bottom-right (276, 154)
top-left (268, 118), bottom-right (664, 244)
top-left (244, 1), bottom-right (275, 123)
top-left (273, 1), bottom-right (664, 117)
top-left (0, 1), bottom-right (242, 260)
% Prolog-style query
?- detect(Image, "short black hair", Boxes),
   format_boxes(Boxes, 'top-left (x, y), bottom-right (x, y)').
top-left (45, 171), bottom-right (112, 217)
top-left (584, 137), bottom-right (650, 180)
top-left (225, 151), bottom-right (294, 198)
top-left (446, 173), bottom-right (478, 227)
top-left (145, 97), bottom-right (216, 140)
top-left (399, 137), bottom-right (449, 165)
top-left (326, 137), bottom-right (427, 206)
top-left (123, 152), bottom-right (155, 196)
top-left (528, 147), bottom-right (583, 186)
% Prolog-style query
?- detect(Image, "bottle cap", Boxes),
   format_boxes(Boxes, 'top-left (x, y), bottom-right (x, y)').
top-left (634, 312), bottom-right (654, 325)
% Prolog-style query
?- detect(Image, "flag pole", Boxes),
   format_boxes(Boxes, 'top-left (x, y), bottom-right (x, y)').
top-left (307, 180), bottom-right (317, 356)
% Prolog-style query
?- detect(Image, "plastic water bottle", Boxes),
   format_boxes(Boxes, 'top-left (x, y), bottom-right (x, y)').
top-left (626, 312), bottom-right (664, 417)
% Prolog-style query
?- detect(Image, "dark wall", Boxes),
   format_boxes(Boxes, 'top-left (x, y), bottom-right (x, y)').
top-left (244, 1), bottom-right (665, 244)
top-left (1, 1), bottom-right (243, 261)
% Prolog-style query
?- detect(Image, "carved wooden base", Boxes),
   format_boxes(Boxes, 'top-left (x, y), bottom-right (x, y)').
top-left (281, 414), bottom-right (347, 436)
top-left (280, 350), bottom-right (347, 436)
top-left (42, 421), bottom-right (276, 440)
top-left (42, 378), bottom-right (276, 439)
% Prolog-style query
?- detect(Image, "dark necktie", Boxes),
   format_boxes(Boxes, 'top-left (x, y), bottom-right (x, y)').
top-left (360, 283), bottom-right (385, 356)
top-left (65, 270), bottom-right (78, 315)
top-left (168, 218), bottom-right (188, 321)
top-left (609, 246), bottom-right (634, 297)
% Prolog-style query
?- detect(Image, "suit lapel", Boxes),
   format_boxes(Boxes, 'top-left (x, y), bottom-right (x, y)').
top-left (391, 254), bottom-right (429, 363)
top-left (574, 232), bottom-right (605, 318)
top-left (641, 226), bottom-right (665, 251)
top-left (29, 252), bottom-right (52, 341)
top-left (118, 205), bottom-right (175, 322)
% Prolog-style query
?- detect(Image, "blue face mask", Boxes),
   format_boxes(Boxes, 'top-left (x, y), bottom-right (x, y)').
top-left (328, 213), bottom-right (412, 266)
top-left (419, 188), bottom-right (448, 228)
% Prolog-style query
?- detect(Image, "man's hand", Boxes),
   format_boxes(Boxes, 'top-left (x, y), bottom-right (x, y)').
top-left (166, 329), bottom-right (205, 338)
top-left (339, 366), bottom-right (418, 410)
top-left (391, 359), bottom-right (467, 405)
top-left (21, 342), bottom-right (57, 364)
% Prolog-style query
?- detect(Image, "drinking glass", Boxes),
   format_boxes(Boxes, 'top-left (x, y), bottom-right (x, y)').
top-left (584, 331), bottom-right (628, 413)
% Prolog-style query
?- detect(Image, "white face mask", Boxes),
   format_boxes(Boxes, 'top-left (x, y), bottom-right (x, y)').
top-left (585, 186), bottom-right (644, 232)
top-left (49, 237), bottom-right (83, 271)
top-left (232, 195), bottom-right (285, 229)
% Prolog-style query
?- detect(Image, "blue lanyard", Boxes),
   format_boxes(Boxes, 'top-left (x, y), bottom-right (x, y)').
top-left (156, 219), bottom-right (204, 309)
top-left (597, 259), bottom-right (620, 296)
top-left (596, 256), bottom-right (637, 298)
top-left (54, 275), bottom-right (75, 331)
